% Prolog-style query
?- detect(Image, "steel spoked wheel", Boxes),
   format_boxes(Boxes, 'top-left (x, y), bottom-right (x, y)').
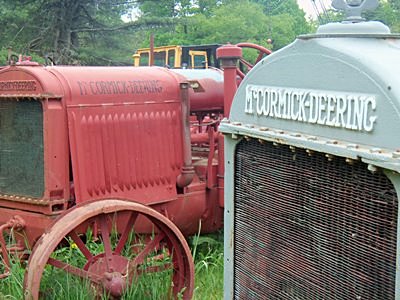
top-left (24, 199), bottom-right (194, 300)
top-left (235, 42), bottom-right (272, 78)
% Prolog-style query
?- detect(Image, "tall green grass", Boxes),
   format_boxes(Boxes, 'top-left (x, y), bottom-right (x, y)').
top-left (0, 231), bottom-right (224, 299)
top-left (191, 231), bottom-right (224, 300)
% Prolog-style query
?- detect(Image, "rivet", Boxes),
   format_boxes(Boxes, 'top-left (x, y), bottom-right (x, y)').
top-left (307, 136), bottom-right (317, 141)
top-left (245, 124), bottom-right (254, 128)
top-left (345, 158), bottom-right (354, 165)
top-left (289, 146), bottom-right (296, 152)
top-left (347, 144), bottom-right (359, 149)
top-left (273, 142), bottom-right (279, 147)
top-left (221, 118), bottom-right (229, 123)
top-left (306, 149), bottom-right (314, 156)
top-left (325, 154), bottom-right (334, 161)
top-left (368, 164), bottom-right (378, 173)
top-left (244, 136), bottom-right (251, 141)
top-left (259, 127), bottom-right (269, 131)
top-left (290, 133), bottom-right (301, 137)
top-left (232, 122), bottom-right (242, 126)
top-left (277, 130), bottom-right (285, 134)
top-left (326, 140), bottom-right (338, 145)
top-left (258, 139), bottom-right (265, 144)
top-left (392, 152), bottom-right (400, 159)
top-left (370, 148), bottom-right (382, 154)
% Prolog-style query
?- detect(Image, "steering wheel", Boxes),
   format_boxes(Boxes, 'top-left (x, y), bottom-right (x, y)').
top-left (235, 43), bottom-right (272, 79)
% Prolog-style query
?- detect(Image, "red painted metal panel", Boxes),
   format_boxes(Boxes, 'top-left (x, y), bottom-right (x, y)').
top-left (0, 63), bottom-right (224, 263)
top-left (170, 69), bottom-right (224, 113)
top-left (48, 66), bottom-right (187, 205)
top-left (0, 207), bottom-right (56, 247)
top-left (0, 66), bottom-right (63, 97)
top-left (49, 66), bottom-right (183, 106)
top-left (68, 103), bottom-right (183, 204)
top-left (0, 66), bottom-right (70, 212)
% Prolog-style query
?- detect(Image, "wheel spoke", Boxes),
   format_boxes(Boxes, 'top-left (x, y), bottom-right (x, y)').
top-left (136, 263), bottom-right (173, 275)
top-left (159, 224), bottom-right (186, 291)
top-left (69, 230), bottom-right (93, 260)
top-left (128, 232), bottom-right (165, 273)
top-left (24, 200), bottom-right (195, 300)
top-left (114, 212), bottom-right (138, 255)
top-left (255, 51), bottom-right (264, 64)
top-left (47, 257), bottom-right (102, 284)
top-left (237, 68), bottom-right (246, 79)
top-left (239, 57), bottom-right (253, 69)
top-left (99, 214), bottom-right (113, 271)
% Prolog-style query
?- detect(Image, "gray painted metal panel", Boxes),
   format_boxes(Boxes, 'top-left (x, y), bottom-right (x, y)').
top-left (226, 35), bottom-right (400, 154)
top-left (221, 17), bottom-right (400, 300)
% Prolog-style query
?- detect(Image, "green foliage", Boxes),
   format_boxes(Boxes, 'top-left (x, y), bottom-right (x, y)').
top-left (190, 231), bottom-right (224, 300)
top-left (190, 1), bottom-right (269, 44)
top-left (365, 0), bottom-right (400, 33)
top-left (137, 0), bottom-right (309, 51)
top-left (249, 0), bottom-right (311, 43)
top-left (0, 255), bottom-right (25, 300)
top-left (139, 0), bottom-right (180, 18)
top-left (0, 0), bottom-right (315, 65)
top-left (0, 0), bottom-right (166, 65)
top-left (3, 0), bottom-right (398, 65)
top-left (0, 230), bottom-right (224, 299)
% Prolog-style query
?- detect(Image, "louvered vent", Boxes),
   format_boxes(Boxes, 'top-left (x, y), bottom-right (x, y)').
top-left (234, 139), bottom-right (397, 299)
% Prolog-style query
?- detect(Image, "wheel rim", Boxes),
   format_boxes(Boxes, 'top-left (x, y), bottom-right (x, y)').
top-left (24, 199), bottom-right (194, 299)
top-left (235, 42), bottom-right (272, 78)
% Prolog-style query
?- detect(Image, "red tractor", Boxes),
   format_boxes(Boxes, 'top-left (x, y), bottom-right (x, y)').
top-left (0, 44), bottom-right (270, 299)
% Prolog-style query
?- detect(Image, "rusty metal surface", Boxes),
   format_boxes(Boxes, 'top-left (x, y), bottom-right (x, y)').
top-left (233, 139), bottom-right (397, 299)
top-left (0, 63), bottom-right (225, 217)
top-left (0, 216), bottom-right (25, 278)
top-left (0, 65), bottom-right (225, 208)
top-left (0, 207), bottom-right (56, 248)
top-left (68, 104), bottom-right (183, 203)
top-left (24, 199), bottom-right (195, 300)
top-left (0, 63), bottom-right (225, 298)
top-left (0, 67), bottom-right (71, 212)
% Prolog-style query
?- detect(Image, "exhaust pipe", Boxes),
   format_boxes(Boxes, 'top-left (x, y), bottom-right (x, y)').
top-left (176, 82), bottom-right (195, 188)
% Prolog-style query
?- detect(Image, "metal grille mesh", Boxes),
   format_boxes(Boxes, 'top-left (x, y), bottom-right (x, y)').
top-left (234, 139), bottom-right (397, 300)
top-left (0, 99), bottom-right (44, 198)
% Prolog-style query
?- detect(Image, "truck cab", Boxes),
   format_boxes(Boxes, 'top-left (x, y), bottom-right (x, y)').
top-left (132, 44), bottom-right (220, 69)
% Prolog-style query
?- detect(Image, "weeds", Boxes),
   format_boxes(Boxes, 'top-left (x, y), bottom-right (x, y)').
top-left (190, 229), bottom-right (224, 300)
top-left (0, 230), bottom-right (224, 299)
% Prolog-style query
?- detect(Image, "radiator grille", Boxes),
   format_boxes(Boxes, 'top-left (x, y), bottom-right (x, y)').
top-left (234, 139), bottom-right (397, 300)
top-left (0, 99), bottom-right (44, 198)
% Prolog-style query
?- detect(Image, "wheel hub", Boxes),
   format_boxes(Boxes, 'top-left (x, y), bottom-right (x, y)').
top-left (85, 254), bottom-right (129, 298)
top-left (103, 272), bottom-right (126, 298)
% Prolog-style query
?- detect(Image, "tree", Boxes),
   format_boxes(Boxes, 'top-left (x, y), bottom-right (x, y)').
top-left (136, 0), bottom-right (311, 51)
top-left (252, 0), bottom-right (311, 39)
top-left (365, 0), bottom-right (400, 33)
top-left (0, 0), bottom-right (171, 65)
top-left (0, 0), bottom-right (314, 65)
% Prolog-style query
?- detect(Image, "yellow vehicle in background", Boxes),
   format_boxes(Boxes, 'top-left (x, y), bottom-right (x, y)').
top-left (132, 44), bottom-right (221, 69)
